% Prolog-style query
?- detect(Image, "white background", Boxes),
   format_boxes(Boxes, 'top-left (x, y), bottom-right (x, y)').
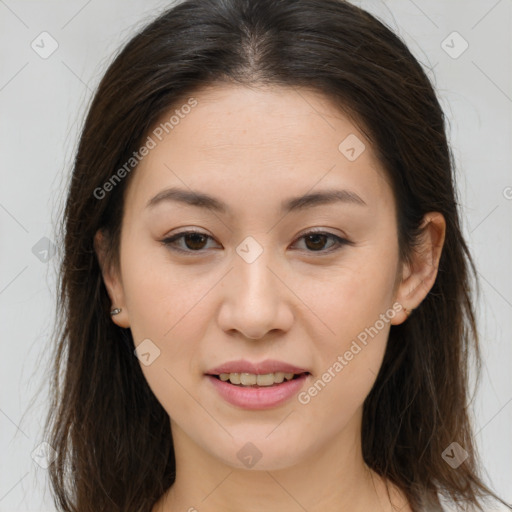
top-left (0, 1), bottom-right (511, 510)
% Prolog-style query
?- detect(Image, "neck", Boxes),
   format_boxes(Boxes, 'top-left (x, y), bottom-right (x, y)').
top-left (153, 409), bottom-right (410, 512)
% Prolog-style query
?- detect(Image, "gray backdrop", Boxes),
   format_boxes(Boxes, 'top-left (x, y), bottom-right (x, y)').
top-left (0, 1), bottom-right (510, 510)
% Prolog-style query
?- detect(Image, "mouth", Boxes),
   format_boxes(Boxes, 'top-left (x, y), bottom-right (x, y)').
top-left (204, 359), bottom-right (311, 408)
top-left (205, 371), bottom-right (311, 410)
top-left (207, 371), bottom-right (311, 388)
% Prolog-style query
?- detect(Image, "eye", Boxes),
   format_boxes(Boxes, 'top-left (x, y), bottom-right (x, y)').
top-left (160, 229), bottom-right (352, 255)
top-left (160, 230), bottom-right (218, 254)
top-left (292, 230), bottom-right (351, 253)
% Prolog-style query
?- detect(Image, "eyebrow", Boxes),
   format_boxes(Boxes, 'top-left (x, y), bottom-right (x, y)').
top-left (146, 186), bottom-right (367, 214)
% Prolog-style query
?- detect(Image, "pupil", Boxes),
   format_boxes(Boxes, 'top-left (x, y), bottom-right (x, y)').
top-left (305, 234), bottom-right (327, 251)
top-left (185, 233), bottom-right (207, 250)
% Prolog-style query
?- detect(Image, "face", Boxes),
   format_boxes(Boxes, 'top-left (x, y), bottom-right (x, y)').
top-left (100, 84), bottom-right (413, 471)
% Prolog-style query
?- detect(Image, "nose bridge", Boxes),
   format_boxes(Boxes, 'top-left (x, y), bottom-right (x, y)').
top-left (218, 235), bottom-right (292, 338)
top-left (234, 238), bottom-right (280, 311)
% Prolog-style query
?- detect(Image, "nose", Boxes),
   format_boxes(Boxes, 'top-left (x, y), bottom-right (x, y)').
top-left (217, 246), bottom-right (294, 340)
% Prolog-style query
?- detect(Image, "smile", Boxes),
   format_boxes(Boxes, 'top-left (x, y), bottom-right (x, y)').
top-left (206, 372), bottom-right (310, 410)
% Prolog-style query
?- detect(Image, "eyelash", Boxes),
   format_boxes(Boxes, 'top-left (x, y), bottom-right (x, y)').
top-left (160, 229), bottom-right (352, 255)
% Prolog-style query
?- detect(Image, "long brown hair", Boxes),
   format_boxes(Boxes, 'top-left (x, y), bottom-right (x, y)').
top-left (43, 0), bottom-right (511, 510)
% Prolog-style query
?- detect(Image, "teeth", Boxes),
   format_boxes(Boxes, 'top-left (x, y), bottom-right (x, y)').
top-left (240, 373), bottom-right (257, 385)
top-left (218, 372), bottom-right (298, 386)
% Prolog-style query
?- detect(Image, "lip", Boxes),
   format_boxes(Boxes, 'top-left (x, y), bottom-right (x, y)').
top-left (205, 359), bottom-right (310, 375)
top-left (206, 373), bottom-right (310, 410)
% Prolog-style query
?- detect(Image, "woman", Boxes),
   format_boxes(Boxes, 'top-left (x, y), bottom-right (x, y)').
top-left (43, 0), bottom-right (511, 510)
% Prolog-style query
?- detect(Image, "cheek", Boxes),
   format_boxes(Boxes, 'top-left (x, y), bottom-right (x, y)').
top-left (122, 267), bottom-right (213, 425)
top-left (297, 246), bottom-right (397, 413)
top-left (307, 245), bottom-right (398, 349)
top-left (296, 294), bottom-right (392, 439)
top-left (121, 235), bottom-right (211, 340)
top-left (119, 239), bottom-right (216, 402)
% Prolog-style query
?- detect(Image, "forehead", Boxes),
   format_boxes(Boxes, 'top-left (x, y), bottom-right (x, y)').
top-left (159, 84), bottom-right (368, 158)
top-left (125, 83), bottom-right (393, 216)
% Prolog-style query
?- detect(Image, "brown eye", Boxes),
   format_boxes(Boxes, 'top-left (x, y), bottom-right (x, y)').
top-left (181, 233), bottom-right (209, 250)
top-left (161, 231), bottom-right (217, 253)
top-left (161, 230), bottom-right (351, 256)
top-left (295, 231), bottom-right (351, 253)
top-left (304, 233), bottom-right (330, 251)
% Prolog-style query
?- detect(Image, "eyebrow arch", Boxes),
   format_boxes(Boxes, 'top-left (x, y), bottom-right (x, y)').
top-left (146, 186), bottom-right (367, 214)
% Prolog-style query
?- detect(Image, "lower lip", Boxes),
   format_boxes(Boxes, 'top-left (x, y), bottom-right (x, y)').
top-left (206, 374), bottom-right (309, 410)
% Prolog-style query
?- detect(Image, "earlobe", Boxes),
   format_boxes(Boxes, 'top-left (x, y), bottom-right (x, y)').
top-left (93, 230), bottom-right (130, 328)
top-left (390, 212), bottom-right (446, 325)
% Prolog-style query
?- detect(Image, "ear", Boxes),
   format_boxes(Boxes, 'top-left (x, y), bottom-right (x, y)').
top-left (390, 212), bottom-right (446, 325)
top-left (94, 229), bottom-right (130, 328)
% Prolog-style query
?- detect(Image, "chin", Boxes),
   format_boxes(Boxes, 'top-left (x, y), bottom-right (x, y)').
top-left (204, 430), bottom-right (312, 471)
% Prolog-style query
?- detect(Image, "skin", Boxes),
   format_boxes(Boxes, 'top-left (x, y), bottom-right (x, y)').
top-left (95, 84), bottom-right (445, 512)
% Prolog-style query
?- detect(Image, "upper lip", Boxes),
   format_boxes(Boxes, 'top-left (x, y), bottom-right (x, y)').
top-left (206, 359), bottom-right (310, 375)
